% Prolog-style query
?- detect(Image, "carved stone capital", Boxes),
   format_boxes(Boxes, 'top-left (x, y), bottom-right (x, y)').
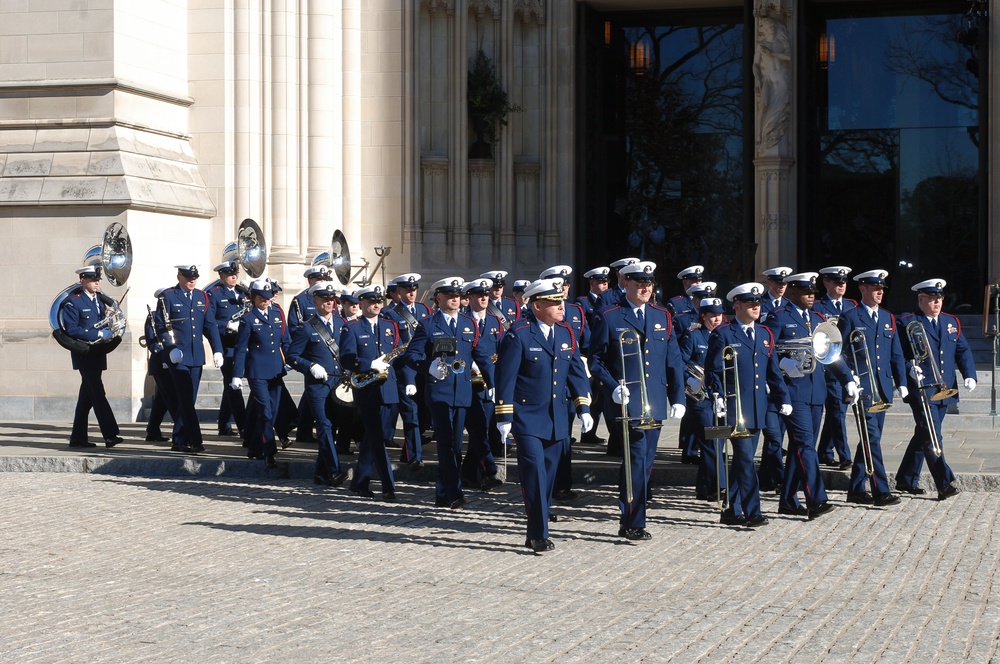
top-left (514, 0), bottom-right (545, 25)
top-left (469, 158), bottom-right (495, 179)
top-left (421, 156), bottom-right (450, 176)
top-left (514, 160), bottom-right (541, 181)
top-left (468, 0), bottom-right (500, 21)
top-left (421, 0), bottom-right (455, 17)
top-left (753, 0), bottom-right (792, 19)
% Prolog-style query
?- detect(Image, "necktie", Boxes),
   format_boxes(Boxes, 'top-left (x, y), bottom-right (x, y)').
top-left (408, 304), bottom-right (415, 316)
top-left (932, 318), bottom-right (938, 331)
top-left (371, 320), bottom-right (378, 337)
top-left (636, 307), bottom-right (644, 328)
top-left (478, 317), bottom-right (485, 334)
top-left (548, 327), bottom-right (556, 350)
top-left (871, 309), bottom-right (878, 324)
top-left (327, 319), bottom-right (335, 336)
top-left (449, 317), bottom-right (456, 336)
top-left (835, 300), bottom-right (842, 314)
top-left (747, 326), bottom-right (754, 343)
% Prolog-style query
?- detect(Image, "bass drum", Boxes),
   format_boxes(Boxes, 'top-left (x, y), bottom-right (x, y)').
top-left (330, 378), bottom-right (356, 408)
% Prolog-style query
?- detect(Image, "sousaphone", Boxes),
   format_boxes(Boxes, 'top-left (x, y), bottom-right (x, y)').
top-left (50, 222), bottom-right (132, 355)
top-left (330, 229), bottom-right (391, 288)
top-left (237, 218), bottom-right (267, 278)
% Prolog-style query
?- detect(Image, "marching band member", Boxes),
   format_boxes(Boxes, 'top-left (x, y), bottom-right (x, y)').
top-left (813, 266), bottom-right (857, 469)
top-left (64, 263), bottom-right (123, 448)
top-left (577, 266), bottom-right (610, 325)
top-left (674, 280), bottom-right (718, 464)
top-left (155, 265), bottom-right (224, 454)
top-left (207, 259), bottom-right (248, 437)
top-left (540, 265), bottom-right (588, 502)
top-left (763, 273), bottom-right (857, 520)
top-left (340, 287), bottom-right (361, 322)
top-left (403, 277), bottom-right (495, 508)
top-left (838, 269), bottom-right (906, 507)
top-left (384, 273), bottom-right (432, 470)
top-left (481, 270), bottom-right (521, 324)
top-left (666, 265), bottom-right (705, 323)
top-left (340, 285), bottom-right (403, 501)
top-left (512, 280), bottom-right (530, 318)
top-left (679, 297), bottom-right (726, 500)
top-left (597, 257), bottom-right (639, 309)
top-left (231, 278), bottom-right (291, 468)
top-left (459, 278), bottom-right (505, 491)
top-left (334, 288), bottom-right (363, 457)
top-left (287, 282), bottom-right (351, 486)
top-left (143, 287), bottom-right (177, 443)
top-left (287, 263), bottom-right (335, 444)
top-left (757, 265), bottom-right (794, 491)
top-left (589, 261), bottom-right (685, 541)
top-left (495, 278), bottom-right (593, 553)
top-left (705, 283), bottom-right (790, 528)
top-left (596, 257), bottom-right (640, 456)
top-left (895, 279), bottom-right (976, 500)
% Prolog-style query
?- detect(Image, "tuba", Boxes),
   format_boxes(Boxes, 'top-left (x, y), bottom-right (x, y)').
top-left (49, 222), bottom-right (132, 355)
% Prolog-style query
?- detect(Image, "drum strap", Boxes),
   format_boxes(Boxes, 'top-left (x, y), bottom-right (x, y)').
top-left (308, 316), bottom-right (340, 360)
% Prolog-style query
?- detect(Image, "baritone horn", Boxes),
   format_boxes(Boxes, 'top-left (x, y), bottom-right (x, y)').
top-left (775, 321), bottom-right (843, 374)
top-left (685, 363), bottom-right (707, 402)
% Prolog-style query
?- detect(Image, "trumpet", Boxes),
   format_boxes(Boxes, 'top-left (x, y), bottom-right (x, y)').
top-left (685, 363), bottom-right (707, 402)
top-left (436, 356), bottom-right (466, 375)
top-left (617, 329), bottom-right (663, 504)
top-left (775, 321), bottom-right (843, 374)
top-left (847, 329), bottom-right (890, 413)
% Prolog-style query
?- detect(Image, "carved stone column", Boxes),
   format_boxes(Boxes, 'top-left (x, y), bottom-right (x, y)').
top-left (752, 0), bottom-right (796, 272)
top-left (468, 158), bottom-right (495, 263)
top-left (513, 160), bottom-right (540, 266)
top-left (421, 157), bottom-right (449, 266)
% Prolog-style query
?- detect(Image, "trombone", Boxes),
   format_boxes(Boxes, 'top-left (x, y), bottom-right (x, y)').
top-left (617, 329), bottom-right (663, 504)
top-left (905, 321), bottom-right (947, 457)
top-left (719, 346), bottom-right (752, 439)
top-left (708, 391), bottom-right (730, 511)
top-left (845, 329), bottom-right (885, 478)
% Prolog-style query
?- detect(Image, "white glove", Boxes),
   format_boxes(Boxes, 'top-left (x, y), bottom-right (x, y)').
top-left (779, 357), bottom-right (804, 378)
top-left (369, 354), bottom-right (389, 373)
top-left (713, 397), bottom-right (726, 418)
top-left (909, 364), bottom-right (925, 383)
top-left (669, 404), bottom-right (686, 419)
top-left (227, 320), bottom-right (240, 332)
top-left (428, 360), bottom-right (448, 381)
top-left (471, 361), bottom-right (481, 374)
top-left (229, 377), bottom-right (243, 391)
top-left (612, 384), bottom-right (630, 405)
top-left (779, 404), bottom-right (793, 417)
top-left (97, 329), bottom-right (112, 341)
top-left (404, 384), bottom-right (417, 396)
top-left (496, 421), bottom-right (512, 440)
top-left (161, 363), bottom-right (168, 370)
top-left (966, 377), bottom-right (977, 393)
top-left (686, 376), bottom-right (703, 394)
top-left (579, 412), bottom-right (594, 433)
top-left (486, 387), bottom-right (495, 402)
top-left (310, 364), bottom-right (328, 380)
top-left (897, 385), bottom-right (909, 400)
top-left (169, 348), bottom-right (183, 364)
top-left (846, 380), bottom-right (861, 406)
top-left (213, 352), bottom-right (225, 369)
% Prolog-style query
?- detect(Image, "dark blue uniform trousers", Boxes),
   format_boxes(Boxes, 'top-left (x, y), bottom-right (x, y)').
top-left (303, 381), bottom-right (343, 479)
top-left (818, 382), bottom-right (852, 464)
top-left (849, 410), bottom-right (891, 495)
top-left (461, 398), bottom-right (498, 483)
top-left (397, 389), bottom-right (422, 463)
top-left (72, 367), bottom-right (120, 442)
top-left (429, 401), bottom-right (467, 504)
top-left (692, 399), bottom-right (725, 498)
top-left (169, 364), bottom-right (204, 448)
top-left (218, 356), bottom-right (246, 434)
top-left (619, 426), bottom-right (662, 529)
top-left (246, 377), bottom-right (283, 457)
top-left (896, 399), bottom-right (955, 491)
top-left (351, 401), bottom-right (397, 494)
top-left (516, 434), bottom-right (566, 540)
top-left (780, 403), bottom-right (829, 510)
top-left (723, 430), bottom-right (763, 520)
top-left (758, 403), bottom-right (785, 490)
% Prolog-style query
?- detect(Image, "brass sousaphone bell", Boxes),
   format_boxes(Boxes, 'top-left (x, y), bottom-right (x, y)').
top-left (50, 222), bottom-right (133, 355)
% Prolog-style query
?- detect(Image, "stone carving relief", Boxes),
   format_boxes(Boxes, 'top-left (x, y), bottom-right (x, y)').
top-left (513, 0), bottom-right (544, 25)
top-left (468, 0), bottom-right (500, 21)
top-left (421, 0), bottom-right (455, 17)
top-left (753, 3), bottom-right (792, 156)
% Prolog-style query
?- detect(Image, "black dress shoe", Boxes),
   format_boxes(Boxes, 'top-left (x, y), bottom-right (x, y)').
top-left (337, 447), bottom-right (355, 457)
top-left (480, 475), bottom-right (503, 491)
top-left (352, 487), bottom-right (376, 498)
top-left (104, 436), bottom-right (124, 448)
top-left (554, 489), bottom-right (578, 501)
top-left (778, 504), bottom-right (808, 517)
top-left (246, 452), bottom-right (263, 460)
top-left (382, 492), bottom-right (397, 502)
top-left (839, 459), bottom-right (854, 470)
top-left (720, 513), bottom-right (746, 526)
top-left (189, 444), bottom-right (205, 454)
top-left (618, 527), bottom-right (652, 541)
top-left (408, 460), bottom-right (424, 472)
top-left (173, 444), bottom-right (192, 453)
top-left (896, 484), bottom-right (927, 495)
top-left (548, 513), bottom-right (559, 522)
top-left (330, 470), bottom-right (349, 486)
top-left (218, 427), bottom-right (234, 437)
top-left (873, 492), bottom-right (901, 506)
top-left (695, 493), bottom-right (709, 501)
top-left (145, 434), bottom-right (169, 442)
top-left (280, 437), bottom-right (293, 450)
top-left (524, 537), bottom-right (555, 553)
top-left (296, 434), bottom-right (317, 443)
top-left (808, 502), bottom-right (835, 520)
top-left (744, 514), bottom-right (769, 528)
top-left (314, 475), bottom-right (331, 486)
top-left (450, 496), bottom-right (467, 509)
top-left (937, 484), bottom-right (960, 501)
top-left (69, 440), bottom-right (97, 448)
top-left (265, 454), bottom-right (277, 469)
top-left (820, 458), bottom-right (839, 468)
top-left (846, 492), bottom-right (875, 504)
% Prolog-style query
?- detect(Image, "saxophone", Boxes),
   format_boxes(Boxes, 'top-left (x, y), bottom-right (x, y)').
top-left (348, 341), bottom-right (411, 389)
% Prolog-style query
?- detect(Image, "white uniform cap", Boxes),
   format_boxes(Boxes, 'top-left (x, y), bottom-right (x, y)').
top-left (912, 278), bottom-right (946, 294)
top-left (539, 265), bottom-right (573, 279)
top-left (309, 282), bottom-right (340, 298)
top-left (677, 265), bottom-right (704, 280)
top-left (355, 285), bottom-right (386, 300)
top-left (762, 266), bottom-right (793, 280)
top-left (431, 276), bottom-right (465, 294)
top-left (854, 269), bottom-right (889, 285)
top-left (480, 270), bottom-right (508, 282)
top-left (727, 282), bottom-right (766, 303)
top-left (523, 278), bottom-right (565, 302)
top-left (620, 261), bottom-right (657, 280)
top-left (819, 266), bottom-right (852, 280)
top-left (463, 278), bottom-right (493, 294)
top-left (686, 281), bottom-right (717, 297)
top-left (610, 257), bottom-right (639, 269)
top-left (583, 267), bottom-right (610, 279)
top-left (391, 273), bottom-right (422, 286)
top-left (512, 279), bottom-right (531, 292)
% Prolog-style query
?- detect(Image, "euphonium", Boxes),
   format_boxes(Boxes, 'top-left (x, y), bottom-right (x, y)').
top-left (685, 362), bottom-right (707, 402)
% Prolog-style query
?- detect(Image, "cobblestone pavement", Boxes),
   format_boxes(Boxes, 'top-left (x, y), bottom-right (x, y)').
top-left (3, 473), bottom-right (999, 662)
